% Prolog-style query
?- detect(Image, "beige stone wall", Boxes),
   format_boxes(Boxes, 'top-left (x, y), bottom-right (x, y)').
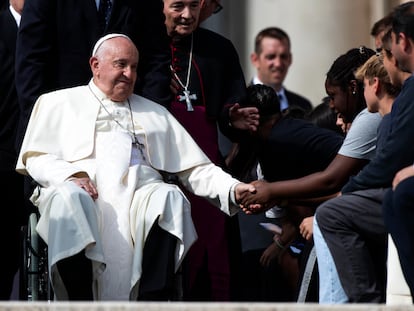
top-left (202, 0), bottom-right (400, 107)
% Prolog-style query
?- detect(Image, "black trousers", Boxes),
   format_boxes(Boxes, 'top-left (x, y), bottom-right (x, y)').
top-left (0, 170), bottom-right (24, 300)
top-left (138, 220), bottom-right (177, 301)
top-left (57, 220), bottom-right (177, 301)
top-left (383, 177), bottom-right (414, 302)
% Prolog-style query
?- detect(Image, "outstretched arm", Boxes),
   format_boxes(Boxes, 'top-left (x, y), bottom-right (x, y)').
top-left (177, 164), bottom-right (259, 216)
top-left (234, 182), bottom-right (257, 202)
top-left (239, 154), bottom-right (367, 208)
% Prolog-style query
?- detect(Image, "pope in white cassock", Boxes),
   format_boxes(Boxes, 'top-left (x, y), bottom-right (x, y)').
top-left (16, 33), bottom-right (256, 301)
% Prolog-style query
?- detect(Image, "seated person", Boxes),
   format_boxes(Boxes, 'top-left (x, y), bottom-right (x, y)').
top-left (235, 47), bottom-right (380, 301)
top-left (226, 83), bottom-right (344, 299)
top-left (238, 47), bottom-right (379, 214)
top-left (313, 33), bottom-right (408, 303)
top-left (15, 33), bottom-right (256, 301)
top-left (306, 96), bottom-right (345, 136)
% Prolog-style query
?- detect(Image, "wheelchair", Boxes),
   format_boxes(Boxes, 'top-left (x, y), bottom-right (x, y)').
top-left (19, 208), bottom-right (53, 301)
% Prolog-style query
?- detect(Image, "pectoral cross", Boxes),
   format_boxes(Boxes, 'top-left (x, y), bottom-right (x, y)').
top-left (131, 133), bottom-right (146, 161)
top-left (179, 89), bottom-right (197, 111)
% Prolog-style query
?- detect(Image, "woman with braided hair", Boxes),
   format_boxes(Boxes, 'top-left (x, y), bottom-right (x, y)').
top-left (325, 46), bottom-right (375, 125)
top-left (234, 46), bottom-right (380, 302)
top-left (239, 46), bottom-right (378, 228)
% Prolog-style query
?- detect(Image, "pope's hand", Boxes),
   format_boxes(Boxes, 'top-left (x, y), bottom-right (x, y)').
top-left (69, 176), bottom-right (98, 201)
top-left (239, 180), bottom-right (273, 207)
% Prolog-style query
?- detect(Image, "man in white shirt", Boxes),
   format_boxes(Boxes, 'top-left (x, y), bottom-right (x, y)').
top-left (250, 27), bottom-right (312, 114)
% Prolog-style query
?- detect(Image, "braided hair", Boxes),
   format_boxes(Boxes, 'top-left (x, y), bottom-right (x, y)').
top-left (326, 46), bottom-right (376, 121)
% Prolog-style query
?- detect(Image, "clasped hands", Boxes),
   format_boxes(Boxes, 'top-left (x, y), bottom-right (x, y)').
top-left (235, 180), bottom-right (277, 214)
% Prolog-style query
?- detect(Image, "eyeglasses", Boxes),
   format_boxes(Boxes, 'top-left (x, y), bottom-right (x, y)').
top-left (376, 47), bottom-right (382, 56)
top-left (376, 47), bottom-right (392, 57)
top-left (212, 0), bottom-right (223, 14)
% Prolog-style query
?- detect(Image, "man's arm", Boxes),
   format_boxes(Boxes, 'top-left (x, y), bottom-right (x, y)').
top-left (238, 154), bottom-right (368, 209)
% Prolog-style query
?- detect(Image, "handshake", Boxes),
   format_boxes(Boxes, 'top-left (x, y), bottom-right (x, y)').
top-left (235, 180), bottom-right (280, 214)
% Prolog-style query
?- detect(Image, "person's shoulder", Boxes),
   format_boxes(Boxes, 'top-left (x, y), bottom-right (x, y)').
top-left (400, 74), bottom-right (414, 92)
top-left (345, 108), bottom-right (381, 138)
top-left (130, 93), bottom-right (170, 113)
top-left (44, 85), bottom-right (86, 96)
top-left (37, 85), bottom-right (87, 104)
top-left (198, 27), bottom-right (225, 39)
top-left (279, 116), bottom-right (316, 131)
top-left (404, 74), bottom-right (414, 84)
top-left (277, 117), bottom-right (343, 142)
top-left (354, 107), bottom-right (382, 123)
top-left (197, 27), bottom-right (232, 45)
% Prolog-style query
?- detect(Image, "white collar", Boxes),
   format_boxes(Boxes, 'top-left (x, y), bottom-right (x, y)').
top-left (9, 5), bottom-right (21, 26)
top-left (252, 76), bottom-right (285, 94)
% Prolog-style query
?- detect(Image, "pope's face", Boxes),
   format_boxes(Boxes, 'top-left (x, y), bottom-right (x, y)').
top-left (91, 38), bottom-right (138, 102)
top-left (163, 0), bottom-right (201, 38)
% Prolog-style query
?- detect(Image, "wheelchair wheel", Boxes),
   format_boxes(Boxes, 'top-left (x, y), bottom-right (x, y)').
top-left (19, 211), bottom-right (53, 301)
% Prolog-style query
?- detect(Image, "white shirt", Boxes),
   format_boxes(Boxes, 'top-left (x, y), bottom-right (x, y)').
top-left (252, 76), bottom-right (289, 111)
top-left (9, 5), bottom-right (21, 26)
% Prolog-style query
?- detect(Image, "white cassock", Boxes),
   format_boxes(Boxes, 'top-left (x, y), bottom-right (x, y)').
top-left (16, 80), bottom-right (241, 300)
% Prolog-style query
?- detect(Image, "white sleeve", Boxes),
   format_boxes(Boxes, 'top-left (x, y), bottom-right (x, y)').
top-left (25, 154), bottom-right (85, 188)
top-left (176, 163), bottom-right (240, 216)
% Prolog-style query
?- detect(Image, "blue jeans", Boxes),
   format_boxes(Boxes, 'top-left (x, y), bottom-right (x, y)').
top-left (315, 190), bottom-right (387, 302)
top-left (313, 217), bottom-right (348, 303)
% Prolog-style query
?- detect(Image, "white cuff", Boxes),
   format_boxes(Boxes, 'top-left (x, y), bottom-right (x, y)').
top-left (229, 182), bottom-right (239, 205)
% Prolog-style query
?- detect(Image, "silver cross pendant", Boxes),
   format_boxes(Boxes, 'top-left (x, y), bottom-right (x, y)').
top-left (179, 89), bottom-right (197, 111)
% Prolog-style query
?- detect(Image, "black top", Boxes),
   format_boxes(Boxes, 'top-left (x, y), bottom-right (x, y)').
top-left (169, 27), bottom-right (247, 118)
top-left (259, 117), bottom-right (343, 181)
top-left (229, 117), bottom-right (344, 182)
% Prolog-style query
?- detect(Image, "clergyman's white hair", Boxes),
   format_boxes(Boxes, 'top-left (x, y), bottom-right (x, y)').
top-left (92, 33), bottom-right (132, 56)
